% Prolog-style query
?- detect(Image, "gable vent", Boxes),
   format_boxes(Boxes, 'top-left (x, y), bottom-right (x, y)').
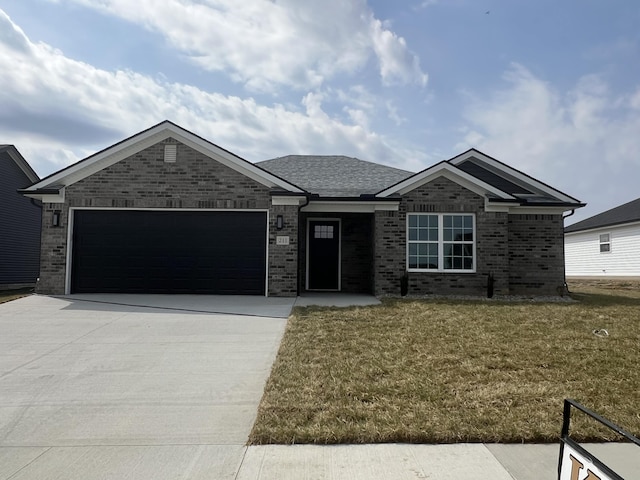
top-left (164, 144), bottom-right (177, 163)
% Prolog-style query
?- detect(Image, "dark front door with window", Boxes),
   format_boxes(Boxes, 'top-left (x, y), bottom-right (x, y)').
top-left (307, 220), bottom-right (340, 290)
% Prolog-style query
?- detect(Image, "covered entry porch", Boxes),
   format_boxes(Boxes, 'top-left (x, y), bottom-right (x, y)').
top-left (299, 212), bottom-right (375, 294)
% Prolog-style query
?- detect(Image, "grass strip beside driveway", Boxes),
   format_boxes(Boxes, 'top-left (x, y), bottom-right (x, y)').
top-left (249, 283), bottom-right (640, 444)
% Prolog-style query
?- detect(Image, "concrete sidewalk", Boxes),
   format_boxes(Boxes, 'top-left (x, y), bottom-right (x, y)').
top-left (235, 442), bottom-right (639, 479)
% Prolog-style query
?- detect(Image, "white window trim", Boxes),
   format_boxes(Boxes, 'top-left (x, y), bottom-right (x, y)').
top-left (599, 232), bottom-right (611, 254)
top-left (406, 213), bottom-right (476, 273)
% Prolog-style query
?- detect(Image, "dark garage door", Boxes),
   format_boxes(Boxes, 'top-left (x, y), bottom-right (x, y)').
top-left (71, 210), bottom-right (267, 294)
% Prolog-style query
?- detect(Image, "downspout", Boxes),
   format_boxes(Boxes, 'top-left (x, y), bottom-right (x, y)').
top-left (561, 209), bottom-right (576, 294)
top-left (296, 194), bottom-right (311, 296)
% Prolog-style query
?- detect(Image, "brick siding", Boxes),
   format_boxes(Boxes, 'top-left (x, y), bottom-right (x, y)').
top-left (374, 177), bottom-right (564, 296)
top-left (36, 139), bottom-right (298, 296)
top-left (508, 213), bottom-right (565, 295)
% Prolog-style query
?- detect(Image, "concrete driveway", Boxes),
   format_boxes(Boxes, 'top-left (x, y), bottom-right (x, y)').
top-left (0, 294), bottom-right (290, 479)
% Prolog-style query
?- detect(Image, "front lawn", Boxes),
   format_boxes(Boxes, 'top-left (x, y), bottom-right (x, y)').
top-left (249, 280), bottom-right (640, 444)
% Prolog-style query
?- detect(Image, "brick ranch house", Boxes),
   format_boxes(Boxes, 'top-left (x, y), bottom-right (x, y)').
top-left (21, 121), bottom-right (584, 297)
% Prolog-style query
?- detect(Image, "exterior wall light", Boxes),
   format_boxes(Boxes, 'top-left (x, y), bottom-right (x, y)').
top-left (276, 214), bottom-right (284, 230)
top-left (52, 210), bottom-right (61, 227)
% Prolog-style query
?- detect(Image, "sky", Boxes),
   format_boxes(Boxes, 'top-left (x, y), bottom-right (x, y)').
top-left (1, 0), bottom-right (639, 225)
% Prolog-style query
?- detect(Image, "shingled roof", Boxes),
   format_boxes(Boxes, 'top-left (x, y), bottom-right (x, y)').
top-left (565, 197), bottom-right (640, 233)
top-left (256, 155), bottom-right (414, 197)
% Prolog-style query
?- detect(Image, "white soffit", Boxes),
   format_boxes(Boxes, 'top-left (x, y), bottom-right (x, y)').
top-left (302, 200), bottom-right (399, 213)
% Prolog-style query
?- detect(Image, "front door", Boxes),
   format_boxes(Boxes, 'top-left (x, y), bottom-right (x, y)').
top-left (307, 219), bottom-right (340, 290)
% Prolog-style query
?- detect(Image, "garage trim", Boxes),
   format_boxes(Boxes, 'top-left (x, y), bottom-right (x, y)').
top-left (65, 207), bottom-right (270, 295)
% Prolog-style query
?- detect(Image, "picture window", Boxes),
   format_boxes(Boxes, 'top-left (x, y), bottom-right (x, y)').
top-left (407, 214), bottom-right (475, 271)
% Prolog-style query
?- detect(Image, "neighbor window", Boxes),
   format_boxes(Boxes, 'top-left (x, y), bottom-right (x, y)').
top-left (407, 214), bottom-right (475, 271)
top-left (599, 233), bottom-right (611, 253)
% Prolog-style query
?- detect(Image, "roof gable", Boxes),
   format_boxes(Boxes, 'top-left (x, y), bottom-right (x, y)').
top-left (565, 197), bottom-right (640, 233)
top-left (23, 121), bottom-right (303, 196)
top-left (376, 160), bottom-right (517, 200)
top-left (0, 145), bottom-right (39, 183)
top-left (377, 148), bottom-right (584, 210)
top-left (449, 149), bottom-right (582, 205)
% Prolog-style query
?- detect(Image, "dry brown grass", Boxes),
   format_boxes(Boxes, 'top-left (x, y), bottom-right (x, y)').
top-left (249, 279), bottom-right (640, 444)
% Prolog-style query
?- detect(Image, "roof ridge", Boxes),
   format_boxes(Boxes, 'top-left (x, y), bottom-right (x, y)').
top-left (257, 154), bottom-right (414, 174)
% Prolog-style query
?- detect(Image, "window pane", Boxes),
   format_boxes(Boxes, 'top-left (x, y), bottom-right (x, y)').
top-left (599, 233), bottom-right (610, 243)
top-left (408, 256), bottom-right (418, 268)
top-left (409, 228), bottom-right (417, 241)
top-left (418, 215), bottom-right (430, 227)
top-left (418, 243), bottom-right (429, 255)
top-left (453, 216), bottom-right (462, 227)
top-left (600, 244), bottom-right (610, 253)
top-left (463, 257), bottom-right (473, 269)
top-left (443, 216), bottom-right (452, 227)
top-left (428, 229), bottom-right (438, 241)
top-left (464, 216), bottom-right (473, 228)
top-left (409, 243), bottom-right (417, 255)
top-left (418, 229), bottom-right (430, 241)
top-left (409, 215), bottom-right (418, 227)
top-left (428, 244), bottom-right (438, 256)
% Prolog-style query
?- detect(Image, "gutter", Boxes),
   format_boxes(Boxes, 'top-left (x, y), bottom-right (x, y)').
top-left (561, 209), bottom-right (576, 294)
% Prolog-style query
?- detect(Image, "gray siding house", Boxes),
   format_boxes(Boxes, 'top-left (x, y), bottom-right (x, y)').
top-left (1, 145), bottom-right (41, 289)
top-left (21, 121), bottom-right (584, 297)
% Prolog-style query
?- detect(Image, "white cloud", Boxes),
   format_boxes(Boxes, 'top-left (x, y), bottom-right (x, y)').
top-left (386, 100), bottom-right (406, 126)
top-left (55, 0), bottom-right (428, 92)
top-left (369, 17), bottom-right (428, 87)
top-left (458, 63), bottom-right (640, 221)
top-left (0, 9), bottom-right (425, 176)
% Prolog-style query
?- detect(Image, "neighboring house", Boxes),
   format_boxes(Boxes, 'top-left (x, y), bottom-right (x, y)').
top-left (21, 121), bottom-right (584, 297)
top-left (0, 145), bottom-right (41, 289)
top-left (565, 197), bottom-right (640, 277)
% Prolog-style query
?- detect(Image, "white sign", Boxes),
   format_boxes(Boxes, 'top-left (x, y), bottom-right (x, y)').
top-left (276, 235), bottom-right (290, 245)
top-left (559, 443), bottom-right (612, 480)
